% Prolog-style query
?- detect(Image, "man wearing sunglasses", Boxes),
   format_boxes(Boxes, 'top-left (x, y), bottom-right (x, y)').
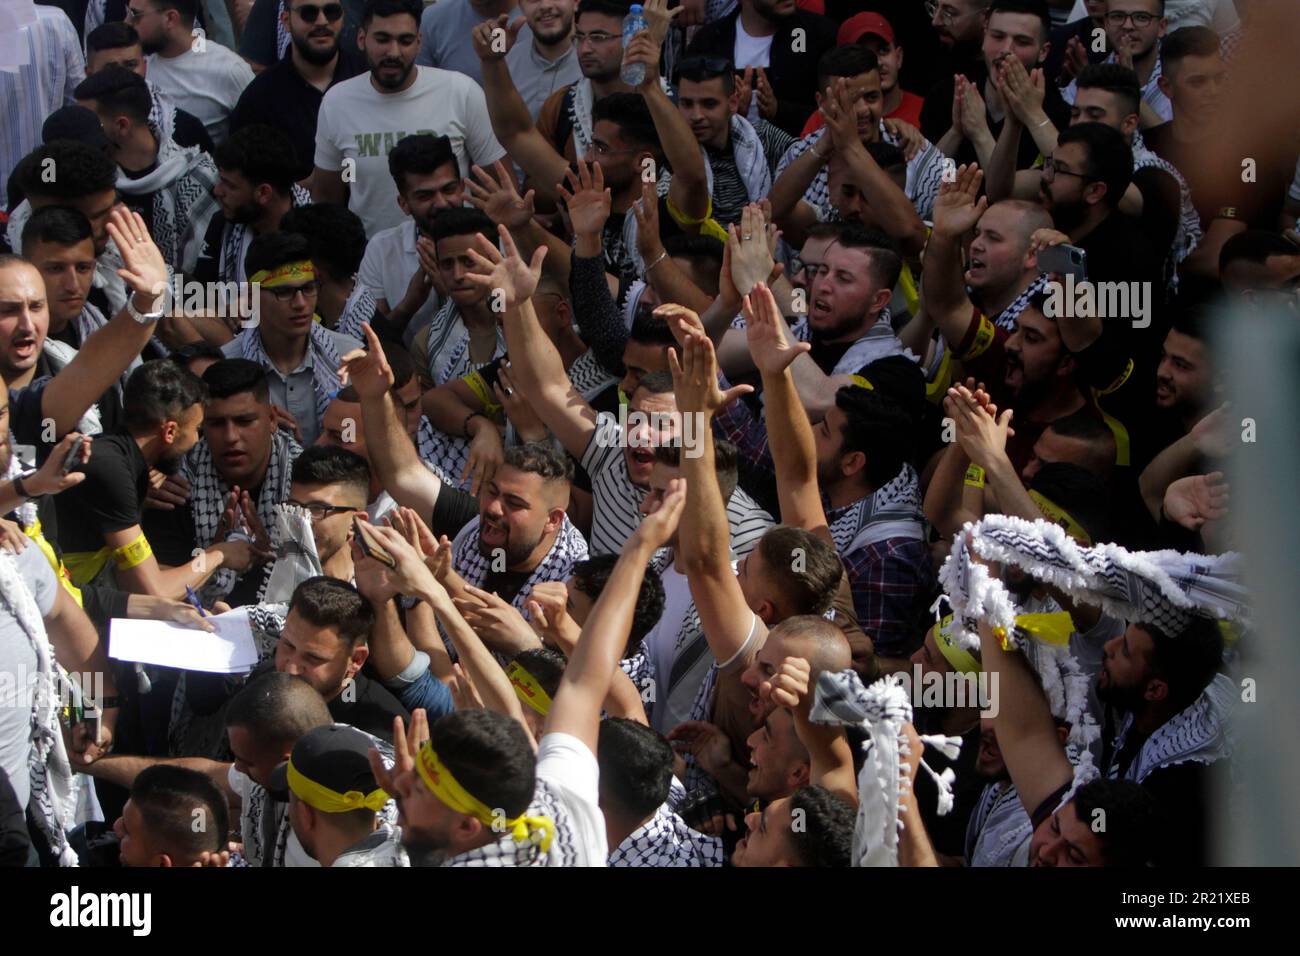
top-left (230, 0), bottom-right (364, 179)
top-left (1062, 0), bottom-right (1172, 126)
top-left (130, 0), bottom-right (255, 146)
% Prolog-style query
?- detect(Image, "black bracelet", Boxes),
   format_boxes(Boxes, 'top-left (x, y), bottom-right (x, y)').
top-left (12, 474), bottom-right (33, 501)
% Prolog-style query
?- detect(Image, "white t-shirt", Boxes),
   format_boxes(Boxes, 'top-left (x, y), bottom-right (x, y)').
top-left (314, 66), bottom-right (507, 237)
top-left (534, 732), bottom-right (608, 866)
top-left (356, 220), bottom-right (442, 335)
top-left (146, 45), bottom-right (253, 146)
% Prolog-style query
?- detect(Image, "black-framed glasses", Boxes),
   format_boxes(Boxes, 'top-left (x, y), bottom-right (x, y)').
top-left (266, 280), bottom-right (320, 302)
top-left (287, 499), bottom-right (355, 520)
top-left (1042, 157), bottom-right (1095, 183)
top-left (1105, 10), bottom-right (1158, 27)
top-left (295, 3), bottom-right (344, 23)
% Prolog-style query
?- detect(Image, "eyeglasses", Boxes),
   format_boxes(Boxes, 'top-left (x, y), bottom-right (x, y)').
top-left (295, 3), bottom-right (343, 23)
top-left (1042, 157), bottom-right (1095, 183)
top-left (265, 281), bottom-right (320, 302)
top-left (1105, 11), bottom-right (1158, 28)
top-left (925, 1), bottom-right (971, 27)
top-left (287, 499), bottom-right (355, 520)
top-left (574, 30), bottom-right (620, 47)
top-left (126, 5), bottom-right (154, 21)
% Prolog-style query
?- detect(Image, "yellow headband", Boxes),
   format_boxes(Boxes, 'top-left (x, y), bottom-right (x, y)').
top-left (1028, 490), bottom-right (1092, 545)
top-left (416, 742), bottom-right (555, 852)
top-left (506, 661), bottom-right (553, 717)
top-left (286, 759), bottom-right (388, 814)
top-left (934, 614), bottom-right (982, 674)
top-left (992, 611), bottom-right (1077, 651)
top-left (250, 260), bottom-right (316, 288)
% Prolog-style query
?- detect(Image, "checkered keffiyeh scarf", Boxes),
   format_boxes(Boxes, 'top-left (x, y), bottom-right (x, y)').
top-left (240, 321), bottom-right (345, 422)
top-left (827, 464), bottom-right (926, 555)
top-left (220, 184), bottom-right (313, 284)
top-left (262, 503), bottom-right (324, 605)
top-left (811, 670), bottom-right (962, 868)
top-left (1130, 129), bottom-right (1202, 281)
top-left (444, 778), bottom-right (583, 867)
top-left (608, 803), bottom-right (724, 867)
top-left (113, 121), bottom-right (220, 275)
top-left (146, 80), bottom-right (179, 145)
top-left (451, 514), bottom-right (589, 612)
top-left (336, 283), bottom-right (378, 343)
top-left (938, 515), bottom-right (1248, 755)
top-left (0, 550), bottom-right (78, 865)
top-left (988, 274), bottom-right (1049, 332)
top-left (789, 309), bottom-right (906, 374)
top-left (275, 2), bottom-right (292, 61)
top-left (185, 429), bottom-right (301, 604)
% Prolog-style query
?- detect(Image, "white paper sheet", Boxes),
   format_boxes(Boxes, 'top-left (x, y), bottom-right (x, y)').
top-left (108, 608), bottom-right (258, 674)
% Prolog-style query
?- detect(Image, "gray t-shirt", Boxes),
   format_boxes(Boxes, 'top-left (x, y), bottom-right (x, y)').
top-left (0, 545), bottom-right (60, 812)
top-left (417, 0), bottom-right (529, 85)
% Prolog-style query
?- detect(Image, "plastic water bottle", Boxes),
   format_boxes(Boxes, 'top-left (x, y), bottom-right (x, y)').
top-left (621, 4), bottom-right (648, 86)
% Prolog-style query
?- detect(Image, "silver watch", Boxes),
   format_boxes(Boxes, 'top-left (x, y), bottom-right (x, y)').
top-left (126, 284), bottom-right (170, 324)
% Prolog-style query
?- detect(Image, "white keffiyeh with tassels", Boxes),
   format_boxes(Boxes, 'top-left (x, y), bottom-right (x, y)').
top-left (702, 115), bottom-right (772, 204)
top-left (810, 670), bottom-right (961, 867)
top-left (0, 549), bottom-right (78, 865)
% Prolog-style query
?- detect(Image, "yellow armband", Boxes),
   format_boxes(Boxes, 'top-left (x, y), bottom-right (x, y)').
top-left (112, 533), bottom-right (153, 571)
top-left (964, 464), bottom-right (986, 488)
top-left (664, 194), bottom-right (729, 243)
top-left (960, 313), bottom-right (997, 362)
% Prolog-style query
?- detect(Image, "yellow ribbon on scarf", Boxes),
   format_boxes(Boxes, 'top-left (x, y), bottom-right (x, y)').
top-left (992, 611), bottom-right (1077, 652)
top-left (250, 260), bottom-right (316, 288)
top-left (934, 614), bottom-right (982, 674)
top-left (416, 742), bottom-right (555, 852)
top-left (1028, 490), bottom-right (1092, 545)
top-left (286, 760), bottom-right (388, 814)
top-left (506, 661), bottom-right (553, 716)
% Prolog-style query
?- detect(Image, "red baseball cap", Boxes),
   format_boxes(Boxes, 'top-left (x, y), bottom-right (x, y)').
top-left (837, 12), bottom-right (895, 47)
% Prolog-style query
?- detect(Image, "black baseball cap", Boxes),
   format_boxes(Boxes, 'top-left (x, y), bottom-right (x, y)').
top-left (269, 724), bottom-right (386, 813)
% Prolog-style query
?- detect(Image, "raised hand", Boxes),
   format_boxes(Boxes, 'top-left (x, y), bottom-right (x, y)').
top-left (882, 118), bottom-right (924, 161)
top-left (946, 384), bottom-right (1014, 470)
top-left (622, 26), bottom-right (663, 88)
top-left (667, 332), bottom-right (753, 417)
top-left (494, 362), bottom-right (547, 442)
top-left (666, 720), bottom-right (733, 778)
top-left (556, 160), bottom-right (611, 238)
top-left (107, 207), bottom-right (169, 310)
top-left (523, 580), bottom-right (580, 651)
top-left (641, 0), bottom-right (680, 45)
top-left (448, 663), bottom-right (484, 711)
top-left (631, 178), bottom-right (665, 263)
top-left (931, 163), bottom-right (988, 240)
top-left (652, 302), bottom-right (706, 347)
top-left (727, 204), bottom-right (779, 297)
top-left (734, 68), bottom-right (753, 114)
top-left (754, 68), bottom-right (777, 120)
top-left (956, 76), bottom-right (990, 140)
top-left (463, 416), bottom-right (504, 497)
top-left (466, 160), bottom-right (536, 230)
top-left (453, 584), bottom-right (541, 653)
top-left (633, 476), bottom-right (686, 550)
top-left (368, 709), bottom-right (430, 797)
top-left (471, 13), bottom-right (524, 62)
top-left (360, 521), bottom-right (444, 600)
top-left (759, 655), bottom-right (813, 720)
top-left (1163, 472), bottom-right (1231, 530)
top-left (820, 77), bottom-right (860, 153)
top-left (1060, 35), bottom-right (1089, 84)
top-left (27, 431), bottom-right (91, 497)
top-left (462, 223), bottom-right (548, 312)
top-left (337, 323), bottom-right (396, 398)
top-left (742, 281), bottom-right (810, 375)
top-left (998, 57), bottom-right (1046, 126)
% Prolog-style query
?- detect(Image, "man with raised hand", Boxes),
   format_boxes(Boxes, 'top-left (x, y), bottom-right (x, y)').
top-left (365, 481), bottom-right (684, 865)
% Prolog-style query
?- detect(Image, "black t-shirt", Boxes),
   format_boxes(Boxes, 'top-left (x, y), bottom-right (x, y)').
top-left (484, 569), bottom-right (531, 607)
top-left (228, 46), bottom-right (365, 180)
top-left (54, 433), bottom-right (150, 555)
top-left (327, 670), bottom-right (410, 745)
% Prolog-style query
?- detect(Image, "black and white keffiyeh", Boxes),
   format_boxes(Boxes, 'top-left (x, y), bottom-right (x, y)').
top-left (185, 429), bottom-right (301, 604)
top-left (701, 114), bottom-right (772, 203)
top-left (451, 514), bottom-right (588, 615)
top-left (262, 503), bottom-right (324, 605)
top-left (827, 463), bottom-right (926, 555)
top-left (336, 283), bottom-right (378, 343)
top-left (938, 515), bottom-right (1248, 759)
top-left (789, 309), bottom-right (907, 374)
top-left (987, 273), bottom-right (1049, 332)
top-left (811, 670), bottom-right (961, 867)
top-left (608, 803), bottom-right (724, 867)
top-left (444, 778), bottom-right (582, 867)
top-left (1130, 129), bottom-right (1202, 281)
top-left (219, 183), bottom-right (312, 284)
top-left (114, 119), bottom-right (220, 275)
top-left (0, 549), bottom-right (79, 865)
top-left (240, 321), bottom-right (345, 422)
top-left (1112, 672), bottom-right (1236, 785)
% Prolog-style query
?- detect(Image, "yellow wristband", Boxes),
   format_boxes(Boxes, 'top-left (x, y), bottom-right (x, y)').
top-left (112, 534), bottom-right (153, 571)
top-left (964, 464), bottom-right (986, 488)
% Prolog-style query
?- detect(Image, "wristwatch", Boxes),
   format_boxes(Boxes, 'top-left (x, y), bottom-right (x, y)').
top-left (126, 284), bottom-right (171, 324)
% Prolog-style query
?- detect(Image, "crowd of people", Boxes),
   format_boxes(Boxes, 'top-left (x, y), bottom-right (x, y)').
top-left (0, 0), bottom-right (1287, 868)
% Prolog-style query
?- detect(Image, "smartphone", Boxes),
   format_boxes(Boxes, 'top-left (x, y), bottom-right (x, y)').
top-left (60, 435), bottom-right (87, 475)
top-left (352, 516), bottom-right (396, 568)
top-left (1037, 243), bottom-right (1088, 282)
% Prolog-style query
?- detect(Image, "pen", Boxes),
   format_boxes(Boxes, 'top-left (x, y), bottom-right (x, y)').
top-left (185, 585), bottom-right (209, 618)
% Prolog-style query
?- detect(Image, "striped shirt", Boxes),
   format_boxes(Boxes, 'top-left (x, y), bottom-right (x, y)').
top-left (707, 119), bottom-right (795, 225)
top-left (1063, 49), bottom-right (1173, 123)
top-left (580, 412), bottom-right (774, 558)
top-left (775, 123), bottom-right (947, 225)
top-left (0, 6), bottom-right (85, 192)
